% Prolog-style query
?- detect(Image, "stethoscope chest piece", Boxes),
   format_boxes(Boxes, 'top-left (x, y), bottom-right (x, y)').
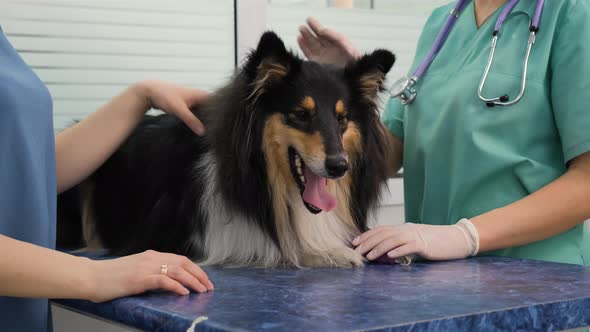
top-left (389, 76), bottom-right (417, 105)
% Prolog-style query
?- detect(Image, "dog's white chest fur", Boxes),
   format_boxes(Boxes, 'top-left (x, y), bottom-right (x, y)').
top-left (193, 152), bottom-right (364, 267)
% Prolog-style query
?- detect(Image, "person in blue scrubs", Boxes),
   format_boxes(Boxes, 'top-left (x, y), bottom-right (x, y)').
top-left (298, 0), bottom-right (590, 266)
top-left (0, 27), bottom-right (214, 331)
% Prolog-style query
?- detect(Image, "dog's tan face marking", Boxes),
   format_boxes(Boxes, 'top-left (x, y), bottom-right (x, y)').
top-left (343, 121), bottom-right (362, 158)
top-left (301, 96), bottom-right (316, 113)
top-left (262, 115), bottom-right (362, 190)
top-left (289, 127), bottom-right (328, 178)
top-left (262, 114), bottom-right (292, 191)
top-left (335, 100), bottom-right (346, 116)
top-left (288, 129), bottom-right (324, 166)
top-left (263, 113), bottom-right (326, 179)
top-left (289, 97), bottom-right (316, 123)
top-left (262, 114), bottom-right (304, 262)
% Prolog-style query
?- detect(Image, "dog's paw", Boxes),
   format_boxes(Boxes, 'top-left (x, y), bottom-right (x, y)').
top-left (330, 247), bottom-right (365, 267)
top-left (301, 248), bottom-right (365, 268)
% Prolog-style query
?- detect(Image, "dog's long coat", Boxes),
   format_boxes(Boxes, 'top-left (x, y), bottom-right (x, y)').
top-left (57, 32), bottom-right (397, 267)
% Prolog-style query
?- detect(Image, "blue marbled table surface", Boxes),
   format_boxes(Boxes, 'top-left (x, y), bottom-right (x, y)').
top-left (53, 256), bottom-right (590, 332)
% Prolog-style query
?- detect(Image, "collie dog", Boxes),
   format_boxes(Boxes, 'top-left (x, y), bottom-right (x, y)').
top-left (57, 31), bottom-right (398, 267)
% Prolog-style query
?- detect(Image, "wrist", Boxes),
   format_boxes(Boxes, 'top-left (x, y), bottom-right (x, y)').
top-left (455, 218), bottom-right (480, 256)
top-left (76, 257), bottom-right (100, 302)
top-left (129, 81), bottom-right (153, 114)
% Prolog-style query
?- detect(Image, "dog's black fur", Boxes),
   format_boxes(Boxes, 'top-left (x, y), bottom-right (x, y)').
top-left (57, 31), bottom-right (396, 267)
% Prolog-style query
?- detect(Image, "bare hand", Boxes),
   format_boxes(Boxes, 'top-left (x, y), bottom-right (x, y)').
top-left (136, 80), bottom-right (209, 136)
top-left (89, 250), bottom-right (213, 303)
top-left (297, 17), bottom-right (361, 66)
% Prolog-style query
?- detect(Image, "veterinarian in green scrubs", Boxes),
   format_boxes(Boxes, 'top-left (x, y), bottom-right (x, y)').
top-left (299, 0), bottom-right (590, 266)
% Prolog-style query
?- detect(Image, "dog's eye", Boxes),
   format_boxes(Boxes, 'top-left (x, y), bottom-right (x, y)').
top-left (337, 114), bottom-right (348, 124)
top-left (292, 111), bottom-right (310, 122)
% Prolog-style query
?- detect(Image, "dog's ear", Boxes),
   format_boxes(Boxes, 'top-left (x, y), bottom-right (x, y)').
top-left (345, 49), bottom-right (395, 106)
top-left (244, 31), bottom-right (300, 99)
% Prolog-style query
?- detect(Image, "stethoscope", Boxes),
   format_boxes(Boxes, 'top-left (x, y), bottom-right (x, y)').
top-left (389, 0), bottom-right (545, 108)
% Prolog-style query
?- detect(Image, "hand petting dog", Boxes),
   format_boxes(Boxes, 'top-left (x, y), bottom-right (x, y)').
top-left (135, 80), bottom-right (209, 136)
top-left (298, 17), bottom-right (361, 66)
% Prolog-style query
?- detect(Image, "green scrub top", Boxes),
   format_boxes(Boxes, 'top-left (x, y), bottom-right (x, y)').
top-left (383, 0), bottom-right (590, 266)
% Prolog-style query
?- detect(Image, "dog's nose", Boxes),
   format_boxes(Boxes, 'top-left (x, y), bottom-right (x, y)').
top-left (325, 154), bottom-right (348, 178)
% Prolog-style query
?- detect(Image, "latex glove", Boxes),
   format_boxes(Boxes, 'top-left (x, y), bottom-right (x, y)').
top-left (353, 219), bottom-right (480, 264)
top-left (297, 17), bottom-right (361, 66)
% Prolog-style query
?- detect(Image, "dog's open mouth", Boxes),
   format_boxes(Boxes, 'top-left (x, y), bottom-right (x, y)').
top-left (288, 147), bottom-right (337, 214)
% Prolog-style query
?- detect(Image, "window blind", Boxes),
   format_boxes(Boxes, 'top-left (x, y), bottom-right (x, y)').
top-left (0, 0), bottom-right (235, 132)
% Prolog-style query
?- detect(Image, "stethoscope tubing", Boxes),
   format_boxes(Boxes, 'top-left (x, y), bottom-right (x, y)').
top-left (392, 0), bottom-right (545, 108)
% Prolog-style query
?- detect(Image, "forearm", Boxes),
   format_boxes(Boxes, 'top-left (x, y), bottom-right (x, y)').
top-left (55, 84), bottom-right (149, 193)
top-left (471, 157), bottom-right (590, 252)
top-left (0, 234), bottom-right (95, 300)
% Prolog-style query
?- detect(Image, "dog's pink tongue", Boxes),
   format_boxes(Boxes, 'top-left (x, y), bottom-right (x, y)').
top-left (302, 166), bottom-right (337, 212)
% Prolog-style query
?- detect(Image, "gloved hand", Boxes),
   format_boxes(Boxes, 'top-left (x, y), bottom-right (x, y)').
top-left (352, 219), bottom-right (480, 264)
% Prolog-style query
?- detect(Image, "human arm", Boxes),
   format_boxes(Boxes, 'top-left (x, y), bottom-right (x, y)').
top-left (472, 151), bottom-right (590, 252)
top-left (354, 152), bottom-right (590, 262)
top-left (0, 234), bottom-right (213, 302)
top-left (55, 80), bottom-right (208, 193)
top-left (352, 2), bottom-right (590, 263)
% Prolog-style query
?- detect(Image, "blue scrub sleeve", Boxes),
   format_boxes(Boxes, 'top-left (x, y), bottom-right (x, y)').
top-left (550, 0), bottom-right (590, 163)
